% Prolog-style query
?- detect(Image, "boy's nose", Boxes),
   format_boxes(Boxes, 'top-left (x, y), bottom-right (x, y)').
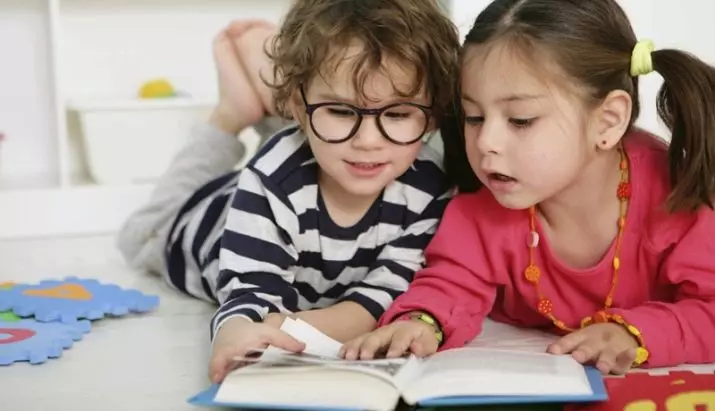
top-left (351, 117), bottom-right (384, 149)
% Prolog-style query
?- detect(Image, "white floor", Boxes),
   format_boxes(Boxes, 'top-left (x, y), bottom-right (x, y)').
top-left (0, 234), bottom-right (220, 411)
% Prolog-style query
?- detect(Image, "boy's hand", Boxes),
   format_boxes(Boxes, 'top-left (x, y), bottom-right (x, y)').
top-left (339, 320), bottom-right (439, 360)
top-left (210, 20), bottom-right (268, 134)
top-left (547, 323), bottom-right (638, 375)
top-left (209, 316), bottom-right (305, 383)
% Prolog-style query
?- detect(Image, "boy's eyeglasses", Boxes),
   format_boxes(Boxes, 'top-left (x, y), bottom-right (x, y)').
top-left (300, 87), bottom-right (432, 145)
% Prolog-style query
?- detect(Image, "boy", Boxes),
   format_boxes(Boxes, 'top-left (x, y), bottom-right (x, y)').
top-left (117, 0), bottom-right (460, 383)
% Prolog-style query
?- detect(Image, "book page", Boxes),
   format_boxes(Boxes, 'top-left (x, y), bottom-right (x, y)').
top-left (467, 318), bottom-right (558, 353)
top-left (401, 347), bottom-right (593, 404)
top-left (247, 317), bottom-right (420, 386)
top-left (260, 317), bottom-right (343, 359)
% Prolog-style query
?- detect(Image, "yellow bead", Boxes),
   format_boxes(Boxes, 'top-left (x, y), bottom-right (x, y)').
top-left (627, 325), bottom-right (641, 336)
top-left (613, 257), bottom-right (620, 270)
top-left (634, 347), bottom-right (649, 365)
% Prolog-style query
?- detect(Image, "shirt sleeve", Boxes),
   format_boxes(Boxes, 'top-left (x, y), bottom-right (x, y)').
top-left (377, 195), bottom-right (499, 350)
top-left (610, 207), bottom-right (715, 367)
top-left (210, 167), bottom-right (299, 339)
top-left (339, 191), bottom-right (452, 319)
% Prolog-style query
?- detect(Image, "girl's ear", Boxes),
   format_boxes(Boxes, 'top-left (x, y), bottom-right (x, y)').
top-left (591, 89), bottom-right (632, 151)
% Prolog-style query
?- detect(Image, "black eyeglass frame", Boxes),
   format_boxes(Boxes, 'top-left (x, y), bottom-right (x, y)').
top-left (300, 86), bottom-right (433, 146)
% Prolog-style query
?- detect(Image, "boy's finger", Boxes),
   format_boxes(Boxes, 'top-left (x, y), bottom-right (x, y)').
top-left (208, 353), bottom-right (232, 383)
top-left (340, 338), bottom-right (363, 361)
top-left (265, 330), bottom-right (306, 353)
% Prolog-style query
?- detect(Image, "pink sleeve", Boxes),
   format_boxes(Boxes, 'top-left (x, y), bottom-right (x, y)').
top-left (611, 208), bottom-right (715, 367)
top-left (377, 195), bottom-right (498, 350)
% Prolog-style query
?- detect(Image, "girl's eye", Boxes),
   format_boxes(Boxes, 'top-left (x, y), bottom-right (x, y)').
top-left (509, 118), bottom-right (536, 128)
top-left (465, 116), bottom-right (484, 126)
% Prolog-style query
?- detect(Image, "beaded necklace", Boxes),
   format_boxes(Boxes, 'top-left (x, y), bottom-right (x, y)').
top-left (523, 146), bottom-right (631, 332)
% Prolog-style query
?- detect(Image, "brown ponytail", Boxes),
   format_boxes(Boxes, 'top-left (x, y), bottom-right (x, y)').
top-left (652, 49), bottom-right (715, 211)
top-left (440, 0), bottom-right (715, 209)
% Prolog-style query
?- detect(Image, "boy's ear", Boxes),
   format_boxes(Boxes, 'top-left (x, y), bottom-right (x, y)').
top-left (591, 89), bottom-right (632, 151)
top-left (287, 90), bottom-right (305, 125)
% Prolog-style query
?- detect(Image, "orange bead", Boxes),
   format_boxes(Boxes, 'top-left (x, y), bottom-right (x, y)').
top-left (617, 182), bottom-right (632, 199)
top-left (593, 310), bottom-right (609, 323)
top-left (620, 159), bottom-right (628, 170)
top-left (613, 257), bottom-right (620, 270)
top-left (618, 216), bottom-right (626, 228)
top-left (524, 265), bottom-right (541, 283)
top-left (537, 298), bottom-right (553, 315)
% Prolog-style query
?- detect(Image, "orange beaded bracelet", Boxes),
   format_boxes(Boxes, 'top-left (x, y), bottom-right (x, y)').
top-left (581, 310), bottom-right (649, 366)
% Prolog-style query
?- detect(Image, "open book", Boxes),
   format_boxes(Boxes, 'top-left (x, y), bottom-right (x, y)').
top-left (189, 318), bottom-right (607, 410)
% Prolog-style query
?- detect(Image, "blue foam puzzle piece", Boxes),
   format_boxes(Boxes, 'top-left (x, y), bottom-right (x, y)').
top-left (0, 277), bottom-right (160, 323)
top-left (0, 318), bottom-right (91, 365)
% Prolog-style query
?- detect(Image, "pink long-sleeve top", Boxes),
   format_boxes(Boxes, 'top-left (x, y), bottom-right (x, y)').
top-left (379, 131), bottom-right (715, 368)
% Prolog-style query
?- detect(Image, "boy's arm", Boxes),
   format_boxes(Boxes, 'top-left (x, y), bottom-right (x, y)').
top-left (291, 301), bottom-right (376, 343)
top-left (609, 208), bottom-right (715, 367)
top-left (378, 195), bottom-right (499, 350)
top-left (210, 167), bottom-right (300, 340)
top-left (308, 191), bottom-right (451, 342)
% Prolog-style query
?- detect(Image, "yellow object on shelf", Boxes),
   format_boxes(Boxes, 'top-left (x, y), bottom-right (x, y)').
top-left (138, 79), bottom-right (176, 98)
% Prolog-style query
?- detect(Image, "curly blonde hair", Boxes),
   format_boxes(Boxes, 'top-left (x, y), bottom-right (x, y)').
top-left (265, 0), bottom-right (460, 120)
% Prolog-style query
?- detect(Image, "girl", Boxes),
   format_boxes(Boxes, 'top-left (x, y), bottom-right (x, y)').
top-left (340, 0), bottom-right (715, 375)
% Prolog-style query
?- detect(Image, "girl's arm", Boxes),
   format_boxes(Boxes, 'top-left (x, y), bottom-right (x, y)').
top-left (377, 194), bottom-right (499, 350)
top-left (610, 207), bottom-right (715, 367)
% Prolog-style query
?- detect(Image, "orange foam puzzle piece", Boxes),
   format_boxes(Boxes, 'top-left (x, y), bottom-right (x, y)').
top-left (23, 284), bottom-right (92, 300)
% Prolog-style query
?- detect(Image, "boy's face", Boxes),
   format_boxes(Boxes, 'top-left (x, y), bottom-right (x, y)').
top-left (293, 44), bottom-right (430, 203)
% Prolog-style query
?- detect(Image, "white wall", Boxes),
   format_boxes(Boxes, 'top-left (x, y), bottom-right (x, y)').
top-left (2, 0), bottom-right (714, 186)
top-left (0, 0), bottom-right (292, 188)
top-left (450, 0), bottom-right (715, 139)
top-left (0, 0), bottom-right (58, 188)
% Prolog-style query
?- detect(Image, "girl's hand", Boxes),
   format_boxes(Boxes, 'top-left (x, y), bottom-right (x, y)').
top-left (339, 320), bottom-right (439, 360)
top-left (209, 316), bottom-right (305, 383)
top-left (547, 323), bottom-right (638, 375)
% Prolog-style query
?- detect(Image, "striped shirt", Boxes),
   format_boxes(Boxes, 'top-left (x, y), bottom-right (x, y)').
top-left (186, 126), bottom-right (452, 339)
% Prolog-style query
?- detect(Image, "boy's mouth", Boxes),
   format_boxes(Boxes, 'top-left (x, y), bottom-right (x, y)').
top-left (345, 161), bottom-right (386, 170)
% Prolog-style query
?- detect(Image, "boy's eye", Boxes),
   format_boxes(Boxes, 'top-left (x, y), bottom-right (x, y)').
top-left (509, 118), bottom-right (536, 128)
top-left (327, 107), bottom-right (357, 117)
top-left (383, 111), bottom-right (411, 119)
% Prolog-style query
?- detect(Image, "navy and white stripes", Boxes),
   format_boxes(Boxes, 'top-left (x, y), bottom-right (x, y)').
top-left (163, 126), bottom-right (452, 339)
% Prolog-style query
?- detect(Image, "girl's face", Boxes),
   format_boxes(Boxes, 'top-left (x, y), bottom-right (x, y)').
top-left (460, 43), bottom-right (598, 210)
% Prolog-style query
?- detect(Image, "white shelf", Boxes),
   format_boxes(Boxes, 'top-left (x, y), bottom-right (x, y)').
top-left (0, 0), bottom-right (295, 238)
top-left (0, 0), bottom-right (458, 238)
